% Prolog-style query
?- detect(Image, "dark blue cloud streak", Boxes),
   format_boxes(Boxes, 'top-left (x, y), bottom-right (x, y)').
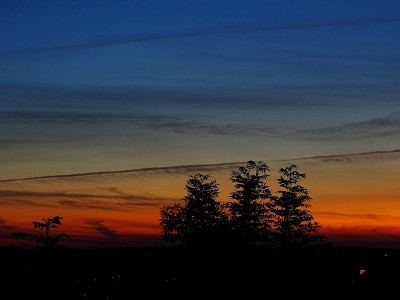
top-left (299, 111), bottom-right (400, 140)
top-left (1, 15), bottom-right (400, 58)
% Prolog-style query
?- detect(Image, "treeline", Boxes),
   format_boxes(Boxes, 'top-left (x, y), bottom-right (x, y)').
top-left (160, 161), bottom-right (327, 249)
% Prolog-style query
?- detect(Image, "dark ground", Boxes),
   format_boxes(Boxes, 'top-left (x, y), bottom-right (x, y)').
top-left (1, 246), bottom-right (398, 299)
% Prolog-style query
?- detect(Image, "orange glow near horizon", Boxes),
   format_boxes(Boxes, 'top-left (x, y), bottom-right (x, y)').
top-left (1, 154), bottom-right (399, 248)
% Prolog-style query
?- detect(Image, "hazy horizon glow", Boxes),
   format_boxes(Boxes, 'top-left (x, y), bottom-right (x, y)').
top-left (1, 151), bottom-right (400, 248)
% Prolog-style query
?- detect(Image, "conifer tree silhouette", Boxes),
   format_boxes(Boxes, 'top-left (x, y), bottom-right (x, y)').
top-left (269, 165), bottom-right (323, 248)
top-left (227, 161), bottom-right (271, 246)
top-left (160, 174), bottom-right (227, 246)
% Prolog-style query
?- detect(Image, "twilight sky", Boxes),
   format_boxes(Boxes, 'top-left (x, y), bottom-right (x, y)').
top-left (1, 1), bottom-right (400, 248)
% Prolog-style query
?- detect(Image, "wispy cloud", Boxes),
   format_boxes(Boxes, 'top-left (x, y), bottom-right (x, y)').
top-left (0, 217), bottom-right (16, 231)
top-left (86, 220), bottom-right (119, 239)
top-left (1, 15), bottom-right (400, 58)
top-left (0, 190), bottom-right (176, 202)
top-left (298, 111), bottom-right (400, 140)
top-left (0, 190), bottom-right (179, 210)
top-left (59, 199), bottom-right (162, 210)
top-left (143, 118), bottom-right (276, 136)
top-left (2, 83), bottom-right (398, 116)
top-left (2, 149), bottom-right (400, 183)
top-left (0, 109), bottom-right (278, 145)
top-left (293, 150), bottom-right (400, 167)
top-left (317, 211), bottom-right (398, 221)
top-left (0, 161), bottom-right (244, 183)
top-left (0, 197), bottom-right (60, 208)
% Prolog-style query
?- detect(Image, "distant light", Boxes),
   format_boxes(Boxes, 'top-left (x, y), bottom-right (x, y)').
top-left (359, 269), bottom-right (366, 276)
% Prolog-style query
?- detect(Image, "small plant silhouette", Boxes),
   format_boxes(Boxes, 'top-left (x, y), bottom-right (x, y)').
top-left (13, 216), bottom-right (70, 248)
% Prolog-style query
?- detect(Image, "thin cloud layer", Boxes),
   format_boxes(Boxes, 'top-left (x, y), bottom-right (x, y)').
top-left (2, 149), bottom-right (400, 183)
top-left (296, 149), bottom-right (400, 166)
top-left (0, 162), bottom-right (243, 183)
top-left (317, 211), bottom-right (399, 221)
top-left (1, 149), bottom-right (400, 248)
top-left (298, 111), bottom-right (400, 140)
top-left (86, 220), bottom-right (119, 239)
top-left (0, 217), bottom-right (16, 231)
top-left (1, 15), bottom-right (400, 58)
top-left (0, 110), bottom-right (277, 146)
top-left (0, 190), bottom-right (178, 210)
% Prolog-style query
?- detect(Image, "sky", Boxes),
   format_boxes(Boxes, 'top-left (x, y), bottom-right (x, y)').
top-left (1, 0), bottom-right (400, 248)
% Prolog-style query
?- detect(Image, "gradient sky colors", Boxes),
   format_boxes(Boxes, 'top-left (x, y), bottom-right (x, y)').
top-left (1, 1), bottom-right (400, 248)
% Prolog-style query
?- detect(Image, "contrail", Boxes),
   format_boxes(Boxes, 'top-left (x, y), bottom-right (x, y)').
top-left (1, 15), bottom-right (399, 58)
top-left (0, 162), bottom-right (244, 182)
top-left (1, 149), bottom-right (399, 182)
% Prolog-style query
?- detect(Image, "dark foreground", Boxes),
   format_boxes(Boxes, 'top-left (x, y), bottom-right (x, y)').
top-left (1, 246), bottom-right (398, 299)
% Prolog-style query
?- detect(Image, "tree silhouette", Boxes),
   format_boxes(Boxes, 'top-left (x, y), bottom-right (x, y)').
top-left (160, 162), bottom-right (327, 249)
top-left (227, 161), bottom-right (271, 246)
top-left (269, 165), bottom-right (323, 249)
top-left (13, 216), bottom-right (70, 248)
top-left (160, 203), bottom-right (185, 243)
top-left (160, 173), bottom-right (228, 246)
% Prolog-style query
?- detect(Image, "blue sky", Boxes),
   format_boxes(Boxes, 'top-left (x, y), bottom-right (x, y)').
top-left (1, 0), bottom-right (400, 178)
